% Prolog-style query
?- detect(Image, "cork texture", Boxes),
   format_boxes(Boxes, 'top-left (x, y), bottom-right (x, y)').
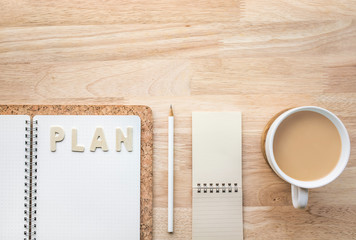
top-left (0, 105), bottom-right (153, 240)
top-left (261, 108), bottom-right (291, 164)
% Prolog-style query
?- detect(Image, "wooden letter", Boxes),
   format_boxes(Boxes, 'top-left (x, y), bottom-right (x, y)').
top-left (50, 126), bottom-right (65, 152)
top-left (116, 127), bottom-right (133, 152)
top-left (90, 127), bottom-right (108, 152)
top-left (72, 128), bottom-right (85, 152)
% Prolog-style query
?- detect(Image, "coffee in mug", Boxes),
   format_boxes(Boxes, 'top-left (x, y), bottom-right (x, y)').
top-left (263, 106), bottom-right (350, 209)
top-left (273, 111), bottom-right (341, 181)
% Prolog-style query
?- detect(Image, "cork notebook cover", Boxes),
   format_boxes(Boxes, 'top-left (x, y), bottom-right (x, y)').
top-left (0, 105), bottom-right (153, 240)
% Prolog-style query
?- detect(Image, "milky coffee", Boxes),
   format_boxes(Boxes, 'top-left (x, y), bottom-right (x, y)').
top-left (273, 111), bottom-right (341, 181)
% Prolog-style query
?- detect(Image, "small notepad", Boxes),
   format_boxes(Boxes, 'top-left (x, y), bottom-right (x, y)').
top-left (192, 112), bottom-right (243, 240)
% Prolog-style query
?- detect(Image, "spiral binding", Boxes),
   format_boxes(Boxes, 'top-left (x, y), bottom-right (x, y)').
top-left (24, 120), bottom-right (38, 240)
top-left (195, 183), bottom-right (239, 193)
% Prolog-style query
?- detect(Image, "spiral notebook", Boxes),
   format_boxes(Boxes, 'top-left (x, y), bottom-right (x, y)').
top-left (0, 115), bottom-right (141, 240)
top-left (192, 112), bottom-right (243, 240)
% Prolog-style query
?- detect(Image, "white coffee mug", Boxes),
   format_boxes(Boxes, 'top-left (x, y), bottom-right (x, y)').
top-left (264, 106), bottom-right (350, 209)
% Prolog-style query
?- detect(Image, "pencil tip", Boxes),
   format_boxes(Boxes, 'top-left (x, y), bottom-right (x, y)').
top-left (169, 105), bottom-right (174, 116)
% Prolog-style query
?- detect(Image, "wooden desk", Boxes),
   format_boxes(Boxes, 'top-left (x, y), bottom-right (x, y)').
top-left (0, 1), bottom-right (355, 239)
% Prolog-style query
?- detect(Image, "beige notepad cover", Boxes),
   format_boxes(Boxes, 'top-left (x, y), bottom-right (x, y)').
top-left (192, 112), bottom-right (243, 240)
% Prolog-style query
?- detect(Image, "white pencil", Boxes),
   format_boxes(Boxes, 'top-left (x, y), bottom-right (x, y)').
top-left (168, 105), bottom-right (174, 233)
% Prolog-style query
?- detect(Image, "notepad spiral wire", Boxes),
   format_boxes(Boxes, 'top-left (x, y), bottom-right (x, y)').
top-left (24, 120), bottom-right (38, 240)
top-left (196, 183), bottom-right (239, 193)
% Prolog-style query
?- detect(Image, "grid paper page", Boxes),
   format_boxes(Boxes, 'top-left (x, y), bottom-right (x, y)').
top-left (0, 115), bottom-right (29, 239)
top-left (34, 115), bottom-right (140, 240)
top-left (192, 112), bottom-right (243, 240)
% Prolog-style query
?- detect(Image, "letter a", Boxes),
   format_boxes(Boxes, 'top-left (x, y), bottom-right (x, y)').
top-left (90, 127), bottom-right (109, 152)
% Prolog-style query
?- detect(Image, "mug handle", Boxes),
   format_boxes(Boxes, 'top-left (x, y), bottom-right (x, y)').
top-left (291, 185), bottom-right (308, 209)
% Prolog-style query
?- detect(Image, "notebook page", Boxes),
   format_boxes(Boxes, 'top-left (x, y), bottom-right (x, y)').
top-left (192, 191), bottom-right (243, 240)
top-left (192, 112), bottom-right (243, 240)
top-left (34, 115), bottom-right (140, 240)
top-left (0, 115), bottom-right (29, 239)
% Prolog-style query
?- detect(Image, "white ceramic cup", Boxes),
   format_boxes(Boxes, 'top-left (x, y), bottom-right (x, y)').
top-left (265, 106), bottom-right (350, 209)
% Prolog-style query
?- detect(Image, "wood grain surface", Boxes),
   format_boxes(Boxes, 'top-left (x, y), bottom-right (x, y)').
top-left (1, 0), bottom-right (356, 239)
